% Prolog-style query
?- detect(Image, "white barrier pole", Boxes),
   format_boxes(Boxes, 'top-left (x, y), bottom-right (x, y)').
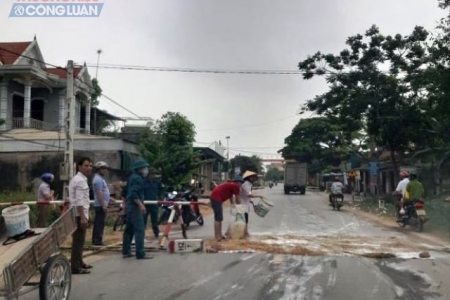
top-left (0, 200), bottom-right (210, 206)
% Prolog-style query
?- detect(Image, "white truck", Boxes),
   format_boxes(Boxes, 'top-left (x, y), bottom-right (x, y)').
top-left (284, 162), bottom-right (308, 195)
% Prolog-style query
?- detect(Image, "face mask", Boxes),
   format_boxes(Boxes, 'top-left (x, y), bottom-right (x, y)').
top-left (141, 167), bottom-right (149, 177)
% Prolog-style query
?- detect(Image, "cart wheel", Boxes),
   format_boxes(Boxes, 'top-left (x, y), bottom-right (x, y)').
top-left (39, 254), bottom-right (71, 300)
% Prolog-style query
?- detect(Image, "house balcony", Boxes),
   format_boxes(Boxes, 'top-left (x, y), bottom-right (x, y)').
top-left (10, 117), bottom-right (89, 134)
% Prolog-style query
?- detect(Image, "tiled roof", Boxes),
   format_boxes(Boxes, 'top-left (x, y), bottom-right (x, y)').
top-left (0, 42), bottom-right (32, 65)
top-left (45, 67), bottom-right (82, 78)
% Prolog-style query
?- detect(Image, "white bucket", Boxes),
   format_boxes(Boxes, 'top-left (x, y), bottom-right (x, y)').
top-left (2, 205), bottom-right (31, 237)
top-left (253, 198), bottom-right (274, 218)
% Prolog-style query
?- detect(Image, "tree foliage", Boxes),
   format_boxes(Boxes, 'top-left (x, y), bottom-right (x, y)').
top-left (230, 155), bottom-right (263, 176)
top-left (139, 112), bottom-right (205, 189)
top-left (280, 117), bottom-right (351, 172)
top-left (90, 78), bottom-right (102, 107)
top-left (296, 24), bottom-right (438, 178)
top-left (282, 1), bottom-right (450, 183)
top-left (265, 168), bottom-right (284, 182)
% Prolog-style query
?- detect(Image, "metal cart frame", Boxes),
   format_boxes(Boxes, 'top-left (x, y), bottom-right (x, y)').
top-left (0, 207), bottom-right (77, 300)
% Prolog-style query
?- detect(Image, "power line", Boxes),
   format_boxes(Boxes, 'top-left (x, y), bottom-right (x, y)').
top-left (83, 63), bottom-right (316, 75)
top-left (0, 46), bottom-right (64, 70)
top-left (229, 147), bottom-right (282, 156)
top-left (0, 47), bottom-right (145, 122)
top-left (74, 77), bottom-right (145, 120)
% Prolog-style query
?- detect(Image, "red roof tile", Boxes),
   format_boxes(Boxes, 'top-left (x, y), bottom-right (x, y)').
top-left (0, 42), bottom-right (32, 65)
top-left (45, 67), bottom-right (82, 78)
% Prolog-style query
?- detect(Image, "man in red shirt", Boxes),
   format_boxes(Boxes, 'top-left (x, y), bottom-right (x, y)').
top-left (210, 176), bottom-right (244, 241)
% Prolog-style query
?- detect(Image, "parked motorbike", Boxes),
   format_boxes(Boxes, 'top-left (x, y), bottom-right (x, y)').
top-left (396, 200), bottom-right (427, 232)
top-left (179, 188), bottom-right (204, 228)
top-left (158, 191), bottom-right (180, 225)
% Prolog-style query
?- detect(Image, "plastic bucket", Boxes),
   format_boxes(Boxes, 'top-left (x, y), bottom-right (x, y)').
top-left (253, 198), bottom-right (274, 218)
top-left (2, 205), bottom-right (31, 237)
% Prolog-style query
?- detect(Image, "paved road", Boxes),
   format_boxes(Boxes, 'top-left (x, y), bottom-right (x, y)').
top-left (23, 186), bottom-right (450, 300)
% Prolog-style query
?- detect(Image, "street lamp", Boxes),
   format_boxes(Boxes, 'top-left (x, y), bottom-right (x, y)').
top-left (225, 136), bottom-right (230, 160)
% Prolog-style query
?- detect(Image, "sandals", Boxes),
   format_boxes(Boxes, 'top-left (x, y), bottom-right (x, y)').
top-left (72, 269), bottom-right (91, 275)
top-left (82, 263), bottom-right (93, 269)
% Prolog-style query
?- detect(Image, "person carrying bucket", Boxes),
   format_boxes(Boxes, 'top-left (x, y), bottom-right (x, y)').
top-left (241, 171), bottom-right (264, 238)
top-left (209, 177), bottom-right (244, 242)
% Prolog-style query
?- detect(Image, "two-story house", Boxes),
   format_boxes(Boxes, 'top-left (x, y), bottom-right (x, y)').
top-left (0, 37), bottom-right (142, 192)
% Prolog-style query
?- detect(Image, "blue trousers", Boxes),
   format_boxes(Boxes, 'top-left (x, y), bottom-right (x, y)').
top-left (143, 205), bottom-right (160, 238)
top-left (122, 206), bottom-right (145, 258)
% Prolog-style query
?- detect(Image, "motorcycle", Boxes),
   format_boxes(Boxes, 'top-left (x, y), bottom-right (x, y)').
top-left (269, 183), bottom-right (273, 189)
top-left (158, 191), bottom-right (180, 225)
top-left (397, 200), bottom-right (427, 232)
top-left (329, 193), bottom-right (344, 211)
top-left (158, 188), bottom-right (204, 227)
top-left (179, 188), bottom-right (204, 228)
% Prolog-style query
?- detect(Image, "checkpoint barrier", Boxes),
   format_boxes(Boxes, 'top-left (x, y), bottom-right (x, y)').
top-left (168, 239), bottom-right (203, 253)
top-left (0, 199), bottom-right (209, 250)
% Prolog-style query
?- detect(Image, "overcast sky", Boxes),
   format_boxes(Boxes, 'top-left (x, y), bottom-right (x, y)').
top-left (0, 0), bottom-right (446, 158)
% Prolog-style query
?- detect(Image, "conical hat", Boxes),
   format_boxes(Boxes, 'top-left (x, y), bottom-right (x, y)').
top-left (243, 171), bottom-right (257, 179)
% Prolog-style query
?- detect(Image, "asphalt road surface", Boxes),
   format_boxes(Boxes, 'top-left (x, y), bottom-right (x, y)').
top-left (23, 186), bottom-right (450, 300)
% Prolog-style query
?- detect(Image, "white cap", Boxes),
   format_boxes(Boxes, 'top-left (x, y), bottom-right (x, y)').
top-left (95, 161), bottom-right (109, 168)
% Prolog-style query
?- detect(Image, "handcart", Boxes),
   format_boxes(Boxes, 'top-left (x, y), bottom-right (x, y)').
top-left (0, 207), bottom-right (77, 300)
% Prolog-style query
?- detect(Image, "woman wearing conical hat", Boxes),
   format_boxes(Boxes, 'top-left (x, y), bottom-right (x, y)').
top-left (241, 171), bottom-right (263, 238)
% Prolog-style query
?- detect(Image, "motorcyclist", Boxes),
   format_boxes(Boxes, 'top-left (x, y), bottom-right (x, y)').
top-left (404, 171), bottom-right (425, 205)
top-left (394, 170), bottom-right (410, 199)
top-left (329, 177), bottom-right (344, 204)
top-left (394, 170), bottom-right (409, 220)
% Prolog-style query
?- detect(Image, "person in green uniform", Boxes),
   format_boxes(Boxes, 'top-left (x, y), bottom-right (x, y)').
top-left (122, 160), bottom-right (153, 260)
top-left (144, 168), bottom-right (164, 239)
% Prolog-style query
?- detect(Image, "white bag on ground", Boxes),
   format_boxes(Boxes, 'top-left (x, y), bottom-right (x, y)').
top-left (228, 202), bottom-right (247, 240)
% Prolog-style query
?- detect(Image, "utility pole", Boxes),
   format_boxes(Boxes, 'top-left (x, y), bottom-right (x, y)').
top-left (226, 136), bottom-right (230, 161)
top-left (61, 60), bottom-right (75, 201)
top-left (93, 49), bottom-right (102, 135)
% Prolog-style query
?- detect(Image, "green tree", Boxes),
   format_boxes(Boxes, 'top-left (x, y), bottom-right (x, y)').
top-left (265, 168), bottom-right (283, 182)
top-left (280, 117), bottom-right (351, 174)
top-left (297, 25), bottom-right (434, 182)
top-left (139, 112), bottom-right (208, 189)
top-left (88, 78), bottom-right (114, 133)
top-left (230, 155), bottom-right (263, 176)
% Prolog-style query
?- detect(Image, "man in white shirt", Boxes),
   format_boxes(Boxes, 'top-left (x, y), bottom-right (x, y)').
top-left (69, 157), bottom-right (93, 275)
top-left (394, 170), bottom-right (409, 220)
top-left (395, 170), bottom-right (410, 199)
top-left (329, 177), bottom-right (344, 203)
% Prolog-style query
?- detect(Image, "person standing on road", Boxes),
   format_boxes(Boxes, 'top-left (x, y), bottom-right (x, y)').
top-left (144, 167), bottom-right (164, 240)
top-left (91, 161), bottom-right (111, 246)
top-left (122, 160), bottom-right (153, 260)
top-left (37, 173), bottom-right (55, 227)
top-left (69, 157), bottom-right (93, 275)
top-left (241, 171), bottom-right (264, 238)
top-left (210, 177), bottom-right (244, 242)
